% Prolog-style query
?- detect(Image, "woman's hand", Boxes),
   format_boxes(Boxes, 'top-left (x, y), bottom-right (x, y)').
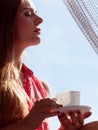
top-left (58, 110), bottom-right (91, 130)
top-left (24, 98), bottom-right (61, 129)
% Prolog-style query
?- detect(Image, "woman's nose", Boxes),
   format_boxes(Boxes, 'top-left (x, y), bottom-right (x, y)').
top-left (34, 16), bottom-right (43, 26)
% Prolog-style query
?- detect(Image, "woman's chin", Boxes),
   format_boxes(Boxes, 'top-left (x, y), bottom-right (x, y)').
top-left (33, 36), bottom-right (41, 43)
top-left (31, 38), bottom-right (41, 46)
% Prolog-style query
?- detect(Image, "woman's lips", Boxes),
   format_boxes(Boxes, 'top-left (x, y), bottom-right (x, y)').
top-left (34, 28), bottom-right (41, 34)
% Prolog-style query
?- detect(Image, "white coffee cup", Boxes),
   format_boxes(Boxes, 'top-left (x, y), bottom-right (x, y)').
top-left (55, 91), bottom-right (80, 107)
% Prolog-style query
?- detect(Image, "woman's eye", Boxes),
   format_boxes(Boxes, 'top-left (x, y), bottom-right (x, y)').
top-left (24, 10), bottom-right (32, 16)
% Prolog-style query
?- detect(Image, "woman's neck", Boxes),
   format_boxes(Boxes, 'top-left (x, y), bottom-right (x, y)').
top-left (15, 60), bottom-right (22, 71)
top-left (14, 52), bottom-right (23, 71)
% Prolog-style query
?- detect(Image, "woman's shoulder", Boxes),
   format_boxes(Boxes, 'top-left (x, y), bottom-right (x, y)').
top-left (41, 80), bottom-right (51, 98)
top-left (22, 64), bottom-right (51, 97)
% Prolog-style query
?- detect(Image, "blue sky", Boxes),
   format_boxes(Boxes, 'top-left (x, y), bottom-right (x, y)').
top-left (24, 0), bottom-right (98, 129)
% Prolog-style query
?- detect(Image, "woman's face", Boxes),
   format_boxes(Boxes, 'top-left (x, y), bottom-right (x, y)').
top-left (14, 0), bottom-right (43, 51)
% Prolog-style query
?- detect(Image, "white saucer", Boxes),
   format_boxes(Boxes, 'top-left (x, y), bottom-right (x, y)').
top-left (56, 105), bottom-right (91, 113)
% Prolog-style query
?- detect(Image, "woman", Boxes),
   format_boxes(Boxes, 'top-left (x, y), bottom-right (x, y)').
top-left (0, 0), bottom-right (89, 129)
top-left (0, 0), bottom-right (61, 129)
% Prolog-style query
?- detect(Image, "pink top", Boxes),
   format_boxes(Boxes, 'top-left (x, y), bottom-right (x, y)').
top-left (22, 64), bottom-right (49, 130)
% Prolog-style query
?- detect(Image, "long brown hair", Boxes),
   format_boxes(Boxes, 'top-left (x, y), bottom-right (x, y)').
top-left (0, 0), bottom-right (29, 126)
top-left (0, 0), bottom-right (21, 66)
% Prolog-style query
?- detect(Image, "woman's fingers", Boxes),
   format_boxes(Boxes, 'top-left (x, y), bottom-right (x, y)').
top-left (58, 113), bottom-right (73, 130)
top-left (58, 110), bottom-right (85, 130)
top-left (32, 98), bottom-right (62, 119)
top-left (83, 111), bottom-right (92, 119)
top-left (75, 111), bottom-right (84, 126)
top-left (68, 111), bottom-right (84, 129)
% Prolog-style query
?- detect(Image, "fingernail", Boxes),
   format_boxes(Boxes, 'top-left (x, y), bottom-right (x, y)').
top-left (57, 111), bottom-right (60, 115)
top-left (52, 98), bottom-right (57, 102)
